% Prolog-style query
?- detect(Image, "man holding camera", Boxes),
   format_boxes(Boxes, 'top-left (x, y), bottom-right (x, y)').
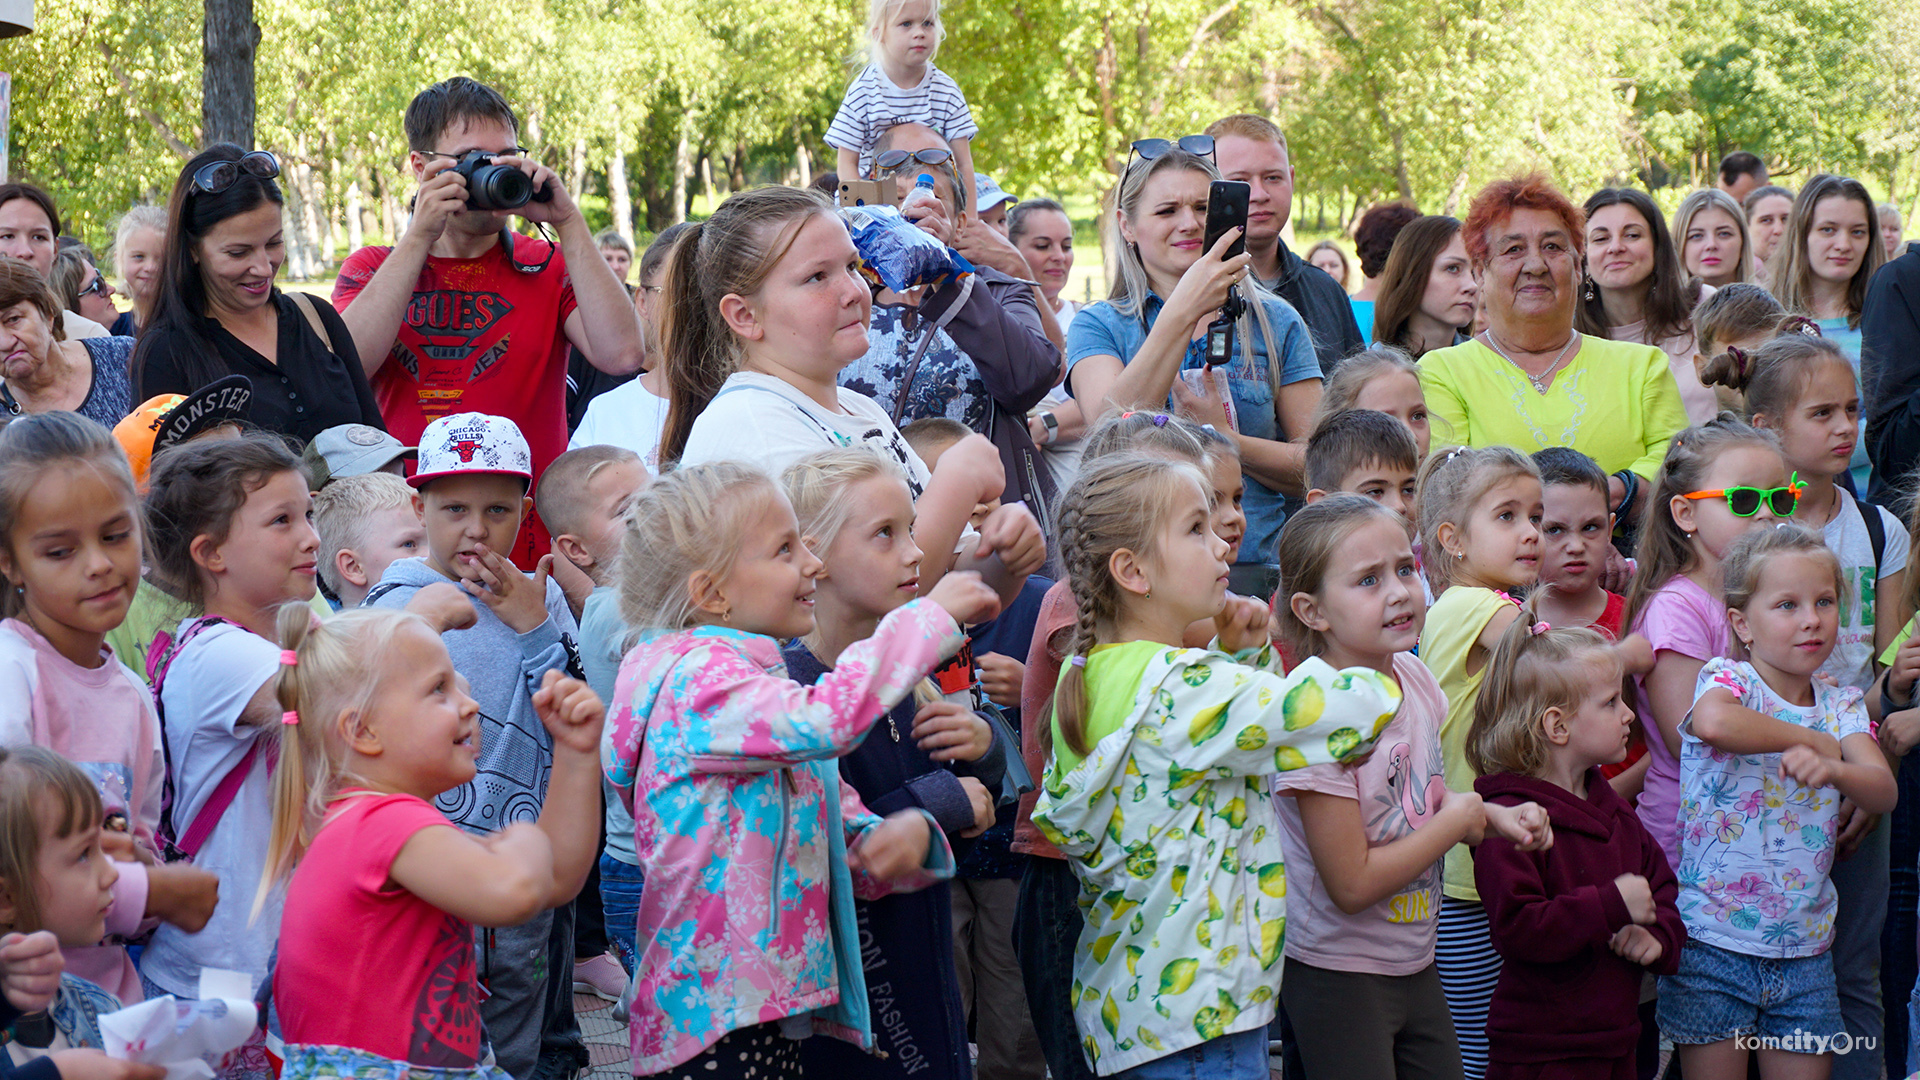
top-left (334, 76), bottom-right (643, 569)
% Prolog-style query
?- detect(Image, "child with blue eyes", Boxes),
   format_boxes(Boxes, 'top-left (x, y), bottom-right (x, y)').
top-left (1271, 494), bottom-right (1551, 1080)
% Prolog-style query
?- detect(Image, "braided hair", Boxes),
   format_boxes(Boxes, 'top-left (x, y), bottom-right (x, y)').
top-left (1049, 452), bottom-right (1210, 757)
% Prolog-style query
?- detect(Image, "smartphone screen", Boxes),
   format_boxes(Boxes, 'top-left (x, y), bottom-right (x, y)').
top-left (1203, 180), bottom-right (1251, 260)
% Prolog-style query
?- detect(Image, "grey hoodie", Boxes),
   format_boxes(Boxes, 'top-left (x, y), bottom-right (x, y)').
top-left (365, 556), bottom-right (578, 832)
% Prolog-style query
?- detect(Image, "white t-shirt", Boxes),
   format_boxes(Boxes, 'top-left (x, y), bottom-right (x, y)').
top-left (1036, 298), bottom-right (1085, 490)
top-left (570, 376), bottom-right (670, 473)
top-left (824, 63), bottom-right (978, 177)
top-left (680, 371), bottom-right (935, 495)
top-left (141, 620), bottom-right (284, 997)
top-left (1817, 493), bottom-right (1910, 692)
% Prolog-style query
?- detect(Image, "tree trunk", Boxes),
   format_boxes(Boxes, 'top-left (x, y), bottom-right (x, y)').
top-left (202, 0), bottom-right (259, 147)
top-left (298, 154), bottom-right (325, 274)
top-left (672, 129), bottom-right (691, 225)
top-left (608, 128), bottom-right (633, 244)
top-left (794, 136), bottom-right (812, 189)
top-left (346, 175), bottom-right (365, 255)
top-left (701, 153), bottom-right (715, 206)
top-left (569, 138), bottom-right (587, 202)
top-left (730, 142), bottom-right (747, 191)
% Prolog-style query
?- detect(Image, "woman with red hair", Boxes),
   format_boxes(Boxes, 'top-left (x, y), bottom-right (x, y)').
top-left (1418, 175), bottom-right (1688, 521)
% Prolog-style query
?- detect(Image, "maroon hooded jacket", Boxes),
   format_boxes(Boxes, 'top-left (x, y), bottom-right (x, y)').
top-left (1473, 768), bottom-right (1685, 1065)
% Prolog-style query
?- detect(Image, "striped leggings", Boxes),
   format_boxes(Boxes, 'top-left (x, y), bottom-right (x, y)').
top-left (1435, 897), bottom-right (1501, 1080)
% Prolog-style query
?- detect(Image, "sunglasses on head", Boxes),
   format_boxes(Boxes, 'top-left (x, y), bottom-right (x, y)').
top-left (874, 148), bottom-right (953, 173)
top-left (1128, 136), bottom-right (1215, 167)
top-left (192, 150), bottom-right (281, 196)
top-left (1681, 473), bottom-right (1803, 517)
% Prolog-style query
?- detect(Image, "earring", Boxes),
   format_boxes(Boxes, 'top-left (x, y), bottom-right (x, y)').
top-left (721, 607), bottom-right (732, 623)
top-left (1584, 276), bottom-right (1594, 301)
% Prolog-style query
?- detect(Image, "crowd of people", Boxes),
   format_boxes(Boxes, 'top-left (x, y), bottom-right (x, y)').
top-left (4, 4), bottom-right (1920, 1080)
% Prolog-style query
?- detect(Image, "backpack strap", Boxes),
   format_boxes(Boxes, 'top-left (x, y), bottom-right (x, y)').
top-left (287, 292), bottom-right (335, 355)
top-left (171, 739), bottom-right (265, 860)
top-left (1846, 488), bottom-right (1887, 579)
top-left (151, 616), bottom-right (248, 860)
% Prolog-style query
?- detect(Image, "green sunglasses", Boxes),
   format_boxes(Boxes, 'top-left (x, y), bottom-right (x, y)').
top-left (1681, 472), bottom-right (1803, 517)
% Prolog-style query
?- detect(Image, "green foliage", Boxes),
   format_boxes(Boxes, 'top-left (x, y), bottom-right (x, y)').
top-left (0, 0), bottom-right (1911, 258)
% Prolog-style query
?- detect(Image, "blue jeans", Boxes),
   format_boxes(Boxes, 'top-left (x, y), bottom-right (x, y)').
top-left (598, 853), bottom-right (644, 975)
top-left (1112, 1027), bottom-right (1268, 1080)
top-left (1013, 856), bottom-right (1096, 1080)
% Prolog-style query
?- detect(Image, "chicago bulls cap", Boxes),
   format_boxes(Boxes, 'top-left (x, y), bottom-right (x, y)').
top-left (409, 411), bottom-right (534, 489)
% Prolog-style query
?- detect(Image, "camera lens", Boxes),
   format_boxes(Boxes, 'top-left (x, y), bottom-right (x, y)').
top-left (468, 163), bottom-right (532, 211)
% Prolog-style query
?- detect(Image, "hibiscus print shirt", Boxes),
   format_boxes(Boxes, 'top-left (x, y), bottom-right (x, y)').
top-left (1675, 658), bottom-right (1868, 957)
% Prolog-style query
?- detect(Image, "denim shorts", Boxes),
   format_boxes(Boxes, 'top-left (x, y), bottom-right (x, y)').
top-left (1656, 939), bottom-right (1844, 1047)
top-left (282, 1043), bottom-right (513, 1080)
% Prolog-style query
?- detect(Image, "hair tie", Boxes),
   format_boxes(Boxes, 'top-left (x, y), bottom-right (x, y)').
top-left (1152, 414), bottom-right (1169, 427)
top-left (1529, 621), bottom-right (1550, 636)
top-left (281, 710), bottom-right (299, 726)
top-left (279, 649), bottom-right (298, 667)
top-left (1068, 656), bottom-right (1088, 669)
top-left (1727, 345), bottom-right (1747, 377)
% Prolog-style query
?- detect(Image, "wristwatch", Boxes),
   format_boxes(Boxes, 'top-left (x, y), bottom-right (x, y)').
top-left (1039, 412), bottom-right (1059, 445)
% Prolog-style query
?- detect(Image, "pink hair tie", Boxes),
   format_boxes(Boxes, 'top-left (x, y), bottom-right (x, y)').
top-left (281, 710), bottom-right (299, 726)
top-left (1529, 621), bottom-right (1551, 636)
top-left (279, 650), bottom-right (298, 667)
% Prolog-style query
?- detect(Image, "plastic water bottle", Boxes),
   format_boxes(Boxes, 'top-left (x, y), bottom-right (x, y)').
top-left (900, 173), bottom-right (939, 215)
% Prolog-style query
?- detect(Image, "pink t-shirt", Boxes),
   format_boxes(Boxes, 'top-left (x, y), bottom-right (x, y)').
top-left (1631, 575), bottom-right (1731, 868)
top-left (1273, 652), bottom-right (1447, 975)
top-left (0, 618), bottom-right (159, 1004)
top-left (276, 792), bottom-right (484, 1067)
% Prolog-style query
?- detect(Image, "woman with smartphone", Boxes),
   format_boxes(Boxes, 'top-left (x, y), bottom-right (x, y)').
top-left (1065, 139), bottom-right (1321, 585)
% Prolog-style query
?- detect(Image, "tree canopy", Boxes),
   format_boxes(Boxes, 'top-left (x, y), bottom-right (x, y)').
top-left (4, 0), bottom-right (1914, 258)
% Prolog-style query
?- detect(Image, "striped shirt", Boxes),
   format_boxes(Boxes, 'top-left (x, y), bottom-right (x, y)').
top-left (826, 63), bottom-right (977, 175)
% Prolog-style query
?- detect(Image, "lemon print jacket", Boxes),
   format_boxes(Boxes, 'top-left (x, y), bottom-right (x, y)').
top-left (1032, 644), bottom-right (1401, 1075)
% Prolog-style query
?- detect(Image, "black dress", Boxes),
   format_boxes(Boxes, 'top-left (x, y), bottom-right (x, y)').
top-left (135, 291), bottom-right (384, 443)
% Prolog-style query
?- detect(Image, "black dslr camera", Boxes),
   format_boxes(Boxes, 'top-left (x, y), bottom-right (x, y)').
top-left (450, 150), bottom-right (554, 212)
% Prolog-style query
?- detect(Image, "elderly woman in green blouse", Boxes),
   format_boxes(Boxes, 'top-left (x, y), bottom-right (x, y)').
top-left (1418, 174), bottom-right (1689, 527)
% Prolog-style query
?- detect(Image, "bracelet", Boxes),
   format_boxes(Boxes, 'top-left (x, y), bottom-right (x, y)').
top-left (1613, 469), bottom-right (1639, 521)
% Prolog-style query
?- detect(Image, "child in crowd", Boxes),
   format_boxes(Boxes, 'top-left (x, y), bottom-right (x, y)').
top-left (1700, 328), bottom-right (1909, 692)
top-left (1032, 454), bottom-right (1400, 1078)
top-left (1315, 345), bottom-right (1435, 459)
top-left (781, 448), bottom-right (1009, 1080)
top-left (1468, 616), bottom-right (1683, 1080)
top-left (1663, 526), bottom-right (1896, 1079)
top-left (603, 461), bottom-right (1000, 1079)
top-left (661, 185), bottom-right (1042, 612)
top-left (541, 445), bottom-right (650, 977)
top-left (1413, 445), bottom-right (1541, 1080)
top-left (1531, 447), bottom-right (1655, 788)
top-left (297, 423), bottom-right (413, 491)
top-left (570, 224), bottom-right (693, 470)
top-left (827, 0), bottom-right (978, 201)
top-left (902, 422), bottom-right (1051, 1080)
top-left (138, 433), bottom-right (322, 1080)
top-left (1306, 408), bottom-right (1422, 530)
top-left (1625, 418), bottom-right (1792, 873)
top-left (0, 748), bottom-right (124, 1066)
top-left (1691, 283), bottom-right (1785, 415)
top-left (1272, 495), bottom-right (1549, 1080)
top-left (1012, 411), bottom-right (1210, 1080)
top-left (1197, 426), bottom-right (1249, 566)
top-left (264, 604), bottom-right (605, 1079)
top-left (312, 472), bottom-right (424, 610)
top-left (0, 413), bottom-right (216, 1004)
top-left (362, 412), bottom-right (579, 1080)
top-left (104, 378), bottom-right (253, 681)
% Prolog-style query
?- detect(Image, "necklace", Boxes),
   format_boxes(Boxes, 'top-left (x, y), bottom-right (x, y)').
top-left (1484, 329), bottom-right (1580, 394)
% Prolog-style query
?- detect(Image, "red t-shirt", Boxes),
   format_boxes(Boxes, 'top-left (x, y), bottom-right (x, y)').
top-left (275, 792), bottom-right (484, 1067)
top-left (334, 241), bottom-right (578, 568)
top-left (1590, 591), bottom-right (1647, 779)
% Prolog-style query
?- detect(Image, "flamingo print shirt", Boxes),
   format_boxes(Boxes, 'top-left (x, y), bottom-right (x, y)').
top-left (1272, 652), bottom-right (1448, 974)
top-left (1676, 658), bottom-right (1867, 958)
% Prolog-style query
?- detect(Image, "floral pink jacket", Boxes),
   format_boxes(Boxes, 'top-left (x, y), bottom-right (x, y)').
top-left (602, 598), bottom-right (965, 1074)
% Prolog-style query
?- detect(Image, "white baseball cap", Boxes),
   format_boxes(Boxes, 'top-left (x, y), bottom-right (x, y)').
top-left (409, 412), bottom-right (533, 489)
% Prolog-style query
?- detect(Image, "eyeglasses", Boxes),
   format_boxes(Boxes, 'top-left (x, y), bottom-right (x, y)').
top-left (874, 148), bottom-right (953, 173)
top-left (421, 147), bottom-right (530, 162)
top-left (1682, 473), bottom-right (1803, 517)
top-left (1128, 136), bottom-right (1215, 167)
top-left (78, 274), bottom-right (112, 299)
top-left (193, 151), bottom-right (280, 196)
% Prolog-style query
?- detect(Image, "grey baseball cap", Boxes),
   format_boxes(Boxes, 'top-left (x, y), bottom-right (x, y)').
top-left (301, 423), bottom-right (415, 490)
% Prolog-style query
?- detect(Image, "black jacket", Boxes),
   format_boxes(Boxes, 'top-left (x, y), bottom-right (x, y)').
top-left (1257, 240), bottom-right (1366, 376)
top-left (1864, 242), bottom-right (1920, 506)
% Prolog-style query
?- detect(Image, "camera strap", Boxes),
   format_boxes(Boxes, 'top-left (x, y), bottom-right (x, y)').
top-left (500, 224), bottom-right (556, 276)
